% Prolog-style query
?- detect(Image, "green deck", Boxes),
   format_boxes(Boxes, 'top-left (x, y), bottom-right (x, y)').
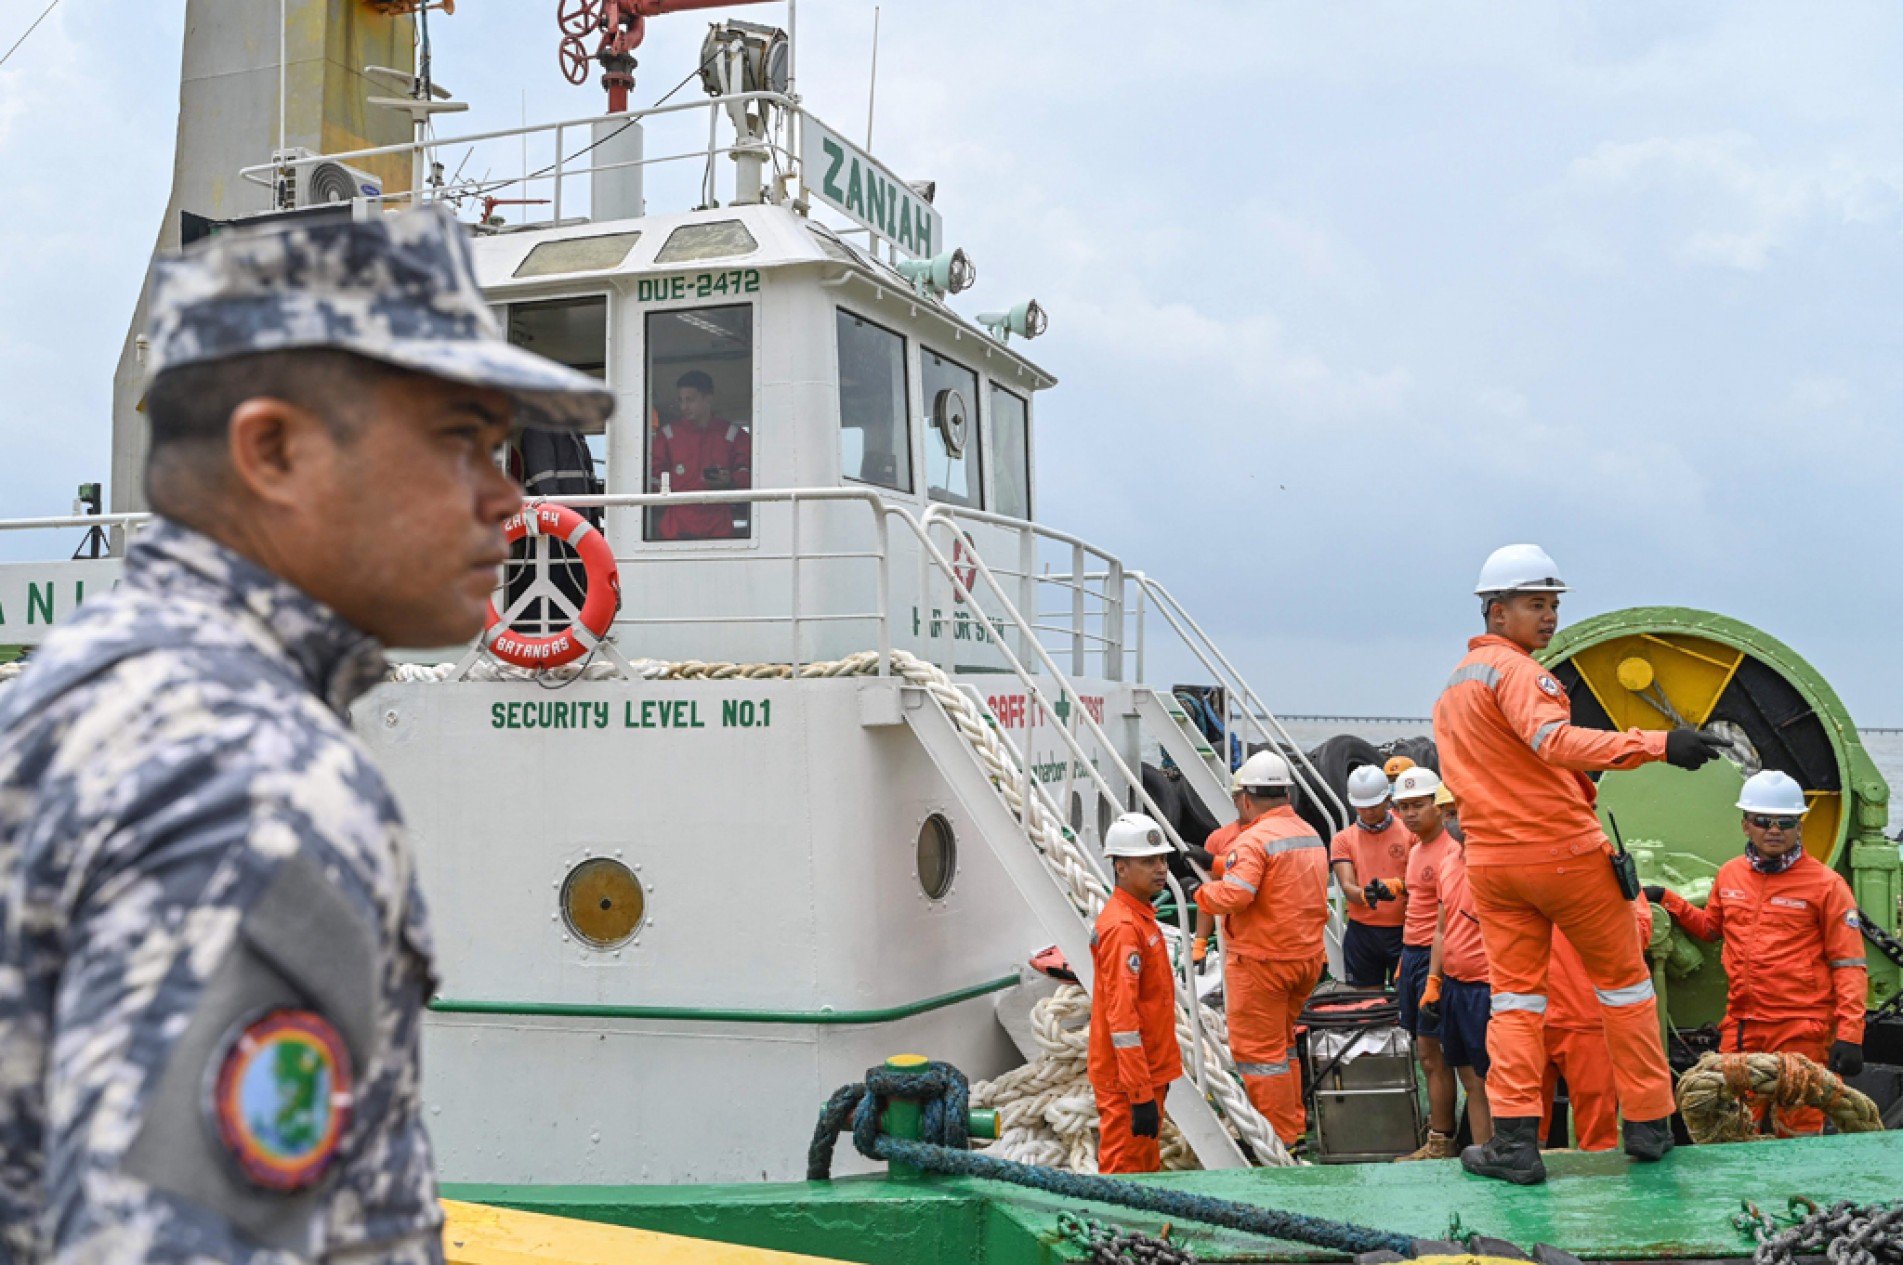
top-left (446, 1130), bottom-right (1902, 1264)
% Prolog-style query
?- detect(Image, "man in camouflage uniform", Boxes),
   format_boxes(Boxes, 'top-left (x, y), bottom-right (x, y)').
top-left (0, 206), bottom-right (611, 1262)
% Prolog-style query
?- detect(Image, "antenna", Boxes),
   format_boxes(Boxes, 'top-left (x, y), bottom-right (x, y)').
top-left (865, 6), bottom-right (881, 149)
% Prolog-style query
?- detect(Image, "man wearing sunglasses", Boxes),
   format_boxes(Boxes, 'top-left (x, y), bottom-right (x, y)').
top-left (1647, 769), bottom-right (1870, 1136)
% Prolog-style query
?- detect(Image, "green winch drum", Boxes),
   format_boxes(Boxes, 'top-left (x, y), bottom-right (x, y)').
top-left (1540, 607), bottom-right (1901, 1024)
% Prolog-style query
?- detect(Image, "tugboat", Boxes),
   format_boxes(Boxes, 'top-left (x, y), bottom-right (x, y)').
top-left (1, 3), bottom-right (1896, 1261)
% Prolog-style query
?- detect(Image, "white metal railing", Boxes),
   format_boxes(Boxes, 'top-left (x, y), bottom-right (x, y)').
top-left (236, 91), bottom-right (801, 233)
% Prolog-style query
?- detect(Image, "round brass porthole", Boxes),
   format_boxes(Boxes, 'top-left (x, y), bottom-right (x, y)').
top-left (560, 858), bottom-right (646, 948)
top-left (916, 813), bottom-right (957, 900)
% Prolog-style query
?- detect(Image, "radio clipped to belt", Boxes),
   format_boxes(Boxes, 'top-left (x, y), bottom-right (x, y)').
top-left (1606, 812), bottom-right (1642, 902)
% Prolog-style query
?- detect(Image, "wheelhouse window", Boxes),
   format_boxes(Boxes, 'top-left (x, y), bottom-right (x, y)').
top-left (922, 349), bottom-right (981, 508)
top-left (836, 310), bottom-right (911, 493)
top-left (503, 296), bottom-right (608, 498)
top-left (645, 304), bottom-right (755, 542)
top-left (989, 384), bottom-right (1031, 520)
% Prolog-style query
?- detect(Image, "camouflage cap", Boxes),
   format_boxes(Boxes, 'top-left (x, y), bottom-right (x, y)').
top-left (143, 204), bottom-right (612, 431)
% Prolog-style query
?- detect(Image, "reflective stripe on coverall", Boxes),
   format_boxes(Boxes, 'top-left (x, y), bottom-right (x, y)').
top-left (1663, 854), bottom-right (1869, 1135)
top-left (1539, 897), bottom-right (1653, 1150)
top-left (1433, 634), bottom-right (1676, 1121)
top-left (1089, 887), bottom-right (1182, 1172)
top-left (1194, 805), bottom-right (1329, 1145)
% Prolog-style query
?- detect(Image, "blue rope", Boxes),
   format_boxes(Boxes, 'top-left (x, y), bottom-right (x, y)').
top-left (807, 1062), bottom-right (1415, 1258)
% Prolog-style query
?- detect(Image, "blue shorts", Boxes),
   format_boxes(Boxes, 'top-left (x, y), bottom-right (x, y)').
top-left (1341, 921), bottom-right (1404, 989)
top-left (1396, 944), bottom-right (1439, 1037)
top-left (1439, 977), bottom-right (1492, 1077)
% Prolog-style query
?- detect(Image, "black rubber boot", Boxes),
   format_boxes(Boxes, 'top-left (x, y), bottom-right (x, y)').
top-left (1460, 1117), bottom-right (1547, 1185)
top-left (1623, 1116), bottom-right (1675, 1162)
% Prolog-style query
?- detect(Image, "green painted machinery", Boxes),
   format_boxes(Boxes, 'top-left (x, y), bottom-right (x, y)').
top-left (1541, 607), bottom-right (1901, 1027)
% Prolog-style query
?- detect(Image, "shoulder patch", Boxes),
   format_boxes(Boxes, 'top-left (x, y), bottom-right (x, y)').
top-left (1536, 673), bottom-right (1562, 697)
top-left (210, 1009), bottom-right (354, 1193)
top-left (1846, 910), bottom-right (1861, 929)
top-left (1126, 950), bottom-right (1143, 975)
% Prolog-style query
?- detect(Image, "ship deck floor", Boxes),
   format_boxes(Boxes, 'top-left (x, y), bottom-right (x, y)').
top-left (448, 1128), bottom-right (1901, 1264)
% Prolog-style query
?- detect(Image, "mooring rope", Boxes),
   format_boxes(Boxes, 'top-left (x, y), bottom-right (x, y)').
top-left (1676, 1051), bottom-right (1882, 1143)
top-left (808, 1060), bottom-right (1413, 1258)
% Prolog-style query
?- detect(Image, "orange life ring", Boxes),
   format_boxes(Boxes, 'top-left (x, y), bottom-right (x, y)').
top-left (482, 504), bottom-right (620, 669)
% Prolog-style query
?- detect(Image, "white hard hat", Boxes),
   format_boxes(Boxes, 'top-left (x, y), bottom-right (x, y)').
top-left (1737, 770), bottom-right (1808, 817)
top-left (1104, 812), bottom-right (1175, 858)
top-left (1229, 767), bottom-right (1248, 795)
top-left (1347, 765), bottom-right (1392, 808)
top-left (1235, 750), bottom-right (1294, 791)
top-left (1474, 544), bottom-right (1569, 597)
top-left (1392, 767), bottom-right (1444, 802)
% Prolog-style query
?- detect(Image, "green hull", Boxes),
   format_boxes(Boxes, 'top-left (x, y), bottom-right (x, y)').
top-left (448, 1129), bottom-right (1903, 1263)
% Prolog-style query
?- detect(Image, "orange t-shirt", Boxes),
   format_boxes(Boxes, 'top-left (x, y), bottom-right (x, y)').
top-left (1433, 635), bottom-right (1667, 868)
top-left (1329, 818), bottom-right (1413, 928)
top-left (1402, 828), bottom-right (1451, 949)
top-left (1438, 840), bottom-right (1489, 983)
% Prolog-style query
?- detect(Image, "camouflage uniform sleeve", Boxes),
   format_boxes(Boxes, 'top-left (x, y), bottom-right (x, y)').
top-left (34, 664), bottom-right (440, 1263)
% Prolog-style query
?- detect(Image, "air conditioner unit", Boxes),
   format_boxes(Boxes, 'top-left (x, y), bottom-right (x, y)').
top-left (271, 149), bottom-right (384, 208)
top-left (297, 160), bottom-right (384, 208)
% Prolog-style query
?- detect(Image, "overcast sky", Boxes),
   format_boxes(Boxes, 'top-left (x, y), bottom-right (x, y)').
top-left (3, 2), bottom-right (1900, 722)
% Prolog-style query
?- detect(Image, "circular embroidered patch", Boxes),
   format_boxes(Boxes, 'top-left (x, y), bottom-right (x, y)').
top-left (209, 1009), bottom-right (353, 1192)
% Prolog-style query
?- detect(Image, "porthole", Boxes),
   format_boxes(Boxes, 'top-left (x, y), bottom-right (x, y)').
top-left (1097, 792), bottom-right (1115, 842)
top-left (560, 858), bottom-right (646, 948)
top-left (1069, 792), bottom-right (1085, 834)
top-left (916, 813), bottom-right (957, 900)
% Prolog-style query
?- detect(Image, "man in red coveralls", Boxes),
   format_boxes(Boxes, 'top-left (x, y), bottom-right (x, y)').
top-left (1330, 764), bottom-right (1414, 987)
top-left (1089, 813), bottom-right (1183, 1173)
top-left (1434, 543), bottom-right (1724, 1184)
top-left (1650, 770), bottom-right (1869, 1136)
top-left (1194, 751), bottom-right (1331, 1148)
top-left (649, 370), bottom-right (752, 540)
top-left (1539, 896), bottom-right (1654, 1150)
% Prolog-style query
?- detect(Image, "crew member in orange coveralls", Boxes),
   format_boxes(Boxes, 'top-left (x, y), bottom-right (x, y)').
top-left (1392, 767), bottom-right (1460, 1160)
top-left (1331, 765), bottom-right (1414, 987)
top-left (1194, 750), bottom-right (1330, 1148)
top-left (1651, 769), bottom-right (1869, 1136)
top-left (1539, 897), bottom-right (1654, 1150)
top-left (1434, 543), bottom-right (1724, 1184)
top-left (1192, 770), bottom-right (1251, 965)
top-left (1089, 813), bottom-right (1183, 1173)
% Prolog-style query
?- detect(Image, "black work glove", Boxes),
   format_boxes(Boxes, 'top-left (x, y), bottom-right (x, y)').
top-left (1664, 729), bottom-right (1724, 770)
top-left (1642, 885), bottom-right (1667, 903)
top-left (1364, 879), bottom-right (1392, 906)
top-left (1420, 997), bottom-right (1442, 1030)
top-left (1130, 1099), bottom-right (1161, 1138)
top-left (1829, 1040), bottom-right (1864, 1078)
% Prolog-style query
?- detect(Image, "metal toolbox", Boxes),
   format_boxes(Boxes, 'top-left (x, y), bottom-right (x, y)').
top-left (1305, 1022), bottom-right (1424, 1163)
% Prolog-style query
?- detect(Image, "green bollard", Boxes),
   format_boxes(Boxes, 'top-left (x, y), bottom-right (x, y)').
top-left (880, 1054), bottom-right (929, 1180)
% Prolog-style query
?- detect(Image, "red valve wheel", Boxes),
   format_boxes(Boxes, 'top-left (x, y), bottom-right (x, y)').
top-left (558, 35), bottom-right (592, 85)
top-left (557, 0), bottom-right (598, 39)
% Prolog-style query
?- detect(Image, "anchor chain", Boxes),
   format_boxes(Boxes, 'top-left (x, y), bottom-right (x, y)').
top-left (1751, 1200), bottom-right (1903, 1265)
top-left (1058, 1211), bottom-right (1199, 1265)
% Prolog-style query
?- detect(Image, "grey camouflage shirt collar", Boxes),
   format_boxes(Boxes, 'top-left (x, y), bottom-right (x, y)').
top-left (132, 518), bottom-right (388, 713)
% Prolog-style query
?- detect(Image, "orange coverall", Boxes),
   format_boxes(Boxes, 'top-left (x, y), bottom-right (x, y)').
top-left (1662, 854), bottom-right (1869, 1135)
top-left (1540, 897), bottom-right (1653, 1150)
top-left (1089, 886), bottom-right (1183, 1172)
top-left (1433, 634), bottom-right (1675, 1122)
top-left (1194, 804), bottom-right (1330, 1145)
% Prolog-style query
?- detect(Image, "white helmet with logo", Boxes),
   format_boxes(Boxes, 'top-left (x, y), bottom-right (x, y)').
top-left (1104, 812), bottom-right (1175, 858)
top-left (1346, 765), bottom-right (1392, 808)
top-left (1737, 770), bottom-right (1808, 817)
top-left (1392, 767), bottom-right (1444, 802)
top-left (1235, 750), bottom-right (1294, 792)
top-left (1474, 544), bottom-right (1569, 597)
